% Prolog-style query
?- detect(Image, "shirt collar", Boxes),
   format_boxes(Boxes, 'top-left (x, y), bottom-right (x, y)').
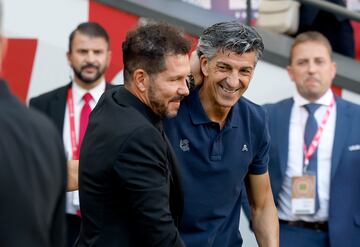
top-left (114, 86), bottom-right (162, 128)
top-left (293, 88), bottom-right (334, 108)
top-left (72, 79), bottom-right (106, 104)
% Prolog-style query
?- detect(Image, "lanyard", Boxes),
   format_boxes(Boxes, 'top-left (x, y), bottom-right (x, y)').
top-left (303, 96), bottom-right (335, 171)
top-left (67, 87), bottom-right (79, 159)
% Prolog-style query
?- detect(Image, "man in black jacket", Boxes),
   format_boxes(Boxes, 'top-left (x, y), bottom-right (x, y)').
top-left (0, 1), bottom-right (67, 246)
top-left (30, 22), bottom-right (114, 246)
top-left (77, 22), bottom-right (190, 246)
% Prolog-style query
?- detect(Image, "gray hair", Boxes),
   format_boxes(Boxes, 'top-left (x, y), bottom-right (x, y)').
top-left (197, 21), bottom-right (264, 63)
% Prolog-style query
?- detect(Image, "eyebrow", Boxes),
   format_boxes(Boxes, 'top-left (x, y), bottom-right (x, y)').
top-left (216, 62), bottom-right (231, 68)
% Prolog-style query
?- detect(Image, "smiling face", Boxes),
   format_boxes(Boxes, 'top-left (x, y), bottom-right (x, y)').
top-left (199, 50), bottom-right (256, 116)
top-left (147, 54), bottom-right (190, 118)
top-left (287, 41), bottom-right (336, 102)
top-left (67, 32), bottom-right (111, 89)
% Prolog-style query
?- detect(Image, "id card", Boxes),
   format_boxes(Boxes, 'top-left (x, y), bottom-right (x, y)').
top-left (291, 174), bottom-right (316, 214)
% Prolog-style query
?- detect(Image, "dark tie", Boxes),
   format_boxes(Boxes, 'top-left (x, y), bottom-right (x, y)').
top-left (304, 103), bottom-right (321, 213)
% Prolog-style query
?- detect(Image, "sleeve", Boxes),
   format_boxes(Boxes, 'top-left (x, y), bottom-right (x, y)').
top-left (114, 126), bottom-right (184, 247)
top-left (29, 96), bottom-right (46, 112)
top-left (49, 128), bottom-right (67, 247)
top-left (248, 111), bottom-right (270, 175)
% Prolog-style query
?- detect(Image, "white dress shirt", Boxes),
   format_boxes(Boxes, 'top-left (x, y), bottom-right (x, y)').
top-left (278, 89), bottom-right (336, 222)
top-left (63, 80), bottom-right (106, 214)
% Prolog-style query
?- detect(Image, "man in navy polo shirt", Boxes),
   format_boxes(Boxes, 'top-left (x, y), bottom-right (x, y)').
top-left (164, 21), bottom-right (279, 247)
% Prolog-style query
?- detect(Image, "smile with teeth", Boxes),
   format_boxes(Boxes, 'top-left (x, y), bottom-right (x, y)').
top-left (220, 85), bottom-right (239, 94)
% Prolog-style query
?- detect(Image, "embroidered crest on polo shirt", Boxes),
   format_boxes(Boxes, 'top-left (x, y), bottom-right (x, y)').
top-left (242, 144), bottom-right (248, 152)
top-left (180, 139), bottom-right (190, 152)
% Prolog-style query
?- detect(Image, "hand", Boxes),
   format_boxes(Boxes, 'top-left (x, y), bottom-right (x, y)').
top-left (190, 50), bottom-right (203, 87)
top-left (67, 160), bottom-right (79, 191)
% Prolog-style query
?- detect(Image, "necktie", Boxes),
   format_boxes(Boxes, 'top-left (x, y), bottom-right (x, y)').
top-left (78, 92), bottom-right (93, 156)
top-left (304, 103), bottom-right (321, 213)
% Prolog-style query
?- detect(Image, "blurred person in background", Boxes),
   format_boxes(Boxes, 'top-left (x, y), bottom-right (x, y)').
top-left (0, 1), bottom-right (67, 246)
top-left (30, 21), bottom-right (114, 246)
top-left (265, 31), bottom-right (360, 247)
top-left (297, 0), bottom-right (355, 57)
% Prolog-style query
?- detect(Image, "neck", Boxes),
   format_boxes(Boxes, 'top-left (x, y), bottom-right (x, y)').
top-left (73, 77), bottom-right (103, 90)
top-left (199, 87), bottom-right (230, 129)
top-left (124, 83), bottom-right (149, 106)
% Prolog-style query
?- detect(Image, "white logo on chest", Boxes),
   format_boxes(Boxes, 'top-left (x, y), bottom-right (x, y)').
top-left (180, 139), bottom-right (190, 152)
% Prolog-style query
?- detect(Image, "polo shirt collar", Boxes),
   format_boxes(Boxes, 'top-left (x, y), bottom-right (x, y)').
top-left (188, 87), bottom-right (240, 128)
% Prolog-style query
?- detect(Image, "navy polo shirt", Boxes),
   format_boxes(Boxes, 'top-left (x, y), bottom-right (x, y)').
top-left (164, 87), bottom-right (270, 247)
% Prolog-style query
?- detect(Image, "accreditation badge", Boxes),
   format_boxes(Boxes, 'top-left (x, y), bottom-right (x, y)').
top-left (291, 174), bottom-right (316, 214)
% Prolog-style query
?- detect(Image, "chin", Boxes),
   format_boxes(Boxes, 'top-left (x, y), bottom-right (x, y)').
top-left (166, 111), bottom-right (178, 118)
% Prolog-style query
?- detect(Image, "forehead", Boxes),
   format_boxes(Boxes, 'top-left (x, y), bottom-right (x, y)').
top-left (291, 41), bottom-right (331, 61)
top-left (71, 32), bottom-right (108, 50)
top-left (161, 54), bottom-right (190, 75)
top-left (211, 50), bottom-right (256, 68)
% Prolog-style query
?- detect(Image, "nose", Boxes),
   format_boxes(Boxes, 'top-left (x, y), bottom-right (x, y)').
top-left (85, 51), bottom-right (96, 63)
top-left (308, 61), bottom-right (317, 73)
top-left (226, 72), bottom-right (240, 89)
top-left (178, 78), bottom-right (190, 97)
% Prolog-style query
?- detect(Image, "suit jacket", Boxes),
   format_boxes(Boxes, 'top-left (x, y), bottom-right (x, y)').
top-left (77, 86), bottom-right (185, 247)
top-left (265, 96), bottom-right (360, 247)
top-left (29, 82), bottom-right (115, 135)
top-left (0, 79), bottom-right (67, 246)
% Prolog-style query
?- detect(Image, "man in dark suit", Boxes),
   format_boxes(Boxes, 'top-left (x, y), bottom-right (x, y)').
top-left (266, 31), bottom-right (360, 247)
top-left (0, 1), bottom-right (67, 245)
top-left (297, 0), bottom-right (354, 57)
top-left (77, 22), bottom-right (190, 247)
top-left (30, 22), bottom-right (114, 246)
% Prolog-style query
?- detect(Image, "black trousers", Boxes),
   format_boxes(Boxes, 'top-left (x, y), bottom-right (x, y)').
top-left (67, 214), bottom-right (81, 247)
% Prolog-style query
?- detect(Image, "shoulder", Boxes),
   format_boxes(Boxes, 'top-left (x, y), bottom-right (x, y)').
top-left (336, 97), bottom-right (360, 118)
top-left (91, 89), bottom-right (160, 139)
top-left (1, 96), bottom-right (62, 145)
top-left (263, 98), bottom-right (293, 112)
top-left (29, 84), bottom-right (69, 106)
top-left (238, 97), bottom-right (267, 122)
top-left (337, 96), bottom-right (360, 110)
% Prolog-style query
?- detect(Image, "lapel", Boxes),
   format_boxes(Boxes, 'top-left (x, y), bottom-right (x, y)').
top-left (277, 99), bottom-right (294, 177)
top-left (49, 83), bottom-right (70, 134)
top-left (330, 97), bottom-right (351, 179)
top-left (105, 82), bottom-right (114, 90)
top-left (50, 82), bottom-right (113, 134)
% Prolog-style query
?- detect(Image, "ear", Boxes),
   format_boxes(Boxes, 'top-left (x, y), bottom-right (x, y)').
top-left (66, 51), bottom-right (72, 65)
top-left (199, 54), bottom-right (210, 77)
top-left (133, 69), bottom-right (148, 92)
top-left (286, 65), bottom-right (295, 82)
top-left (106, 50), bottom-right (112, 66)
top-left (330, 61), bottom-right (336, 81)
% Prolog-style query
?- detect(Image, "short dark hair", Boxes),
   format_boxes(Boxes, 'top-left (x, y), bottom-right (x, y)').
top-left (289, 31), bottom-right (333, 64)
top-left (68, 22), bottom-right (110, 53)
top-left (197, 21), bottom-right (264, 63)
top-left (122, 22), bottom-right (191, 84)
